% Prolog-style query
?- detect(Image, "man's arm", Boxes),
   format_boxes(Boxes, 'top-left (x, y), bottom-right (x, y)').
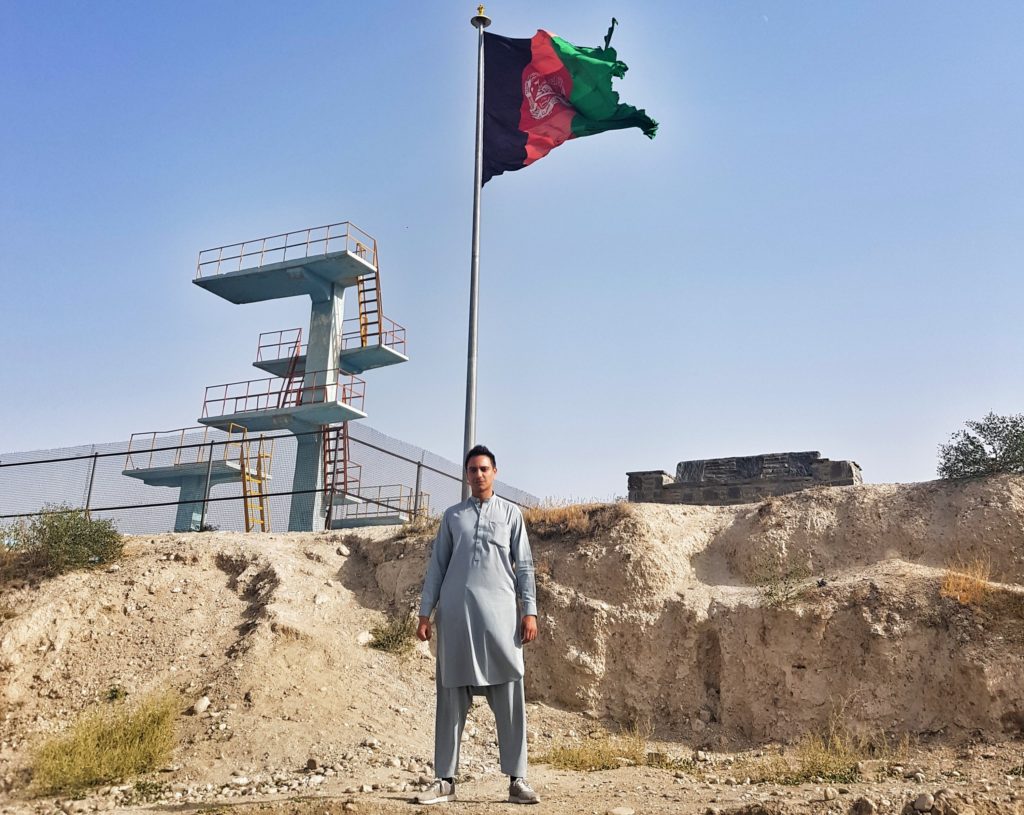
top-left (417, 513), bottom-right (454, 641)
top-left (509, 509), bottom-right (538, 643)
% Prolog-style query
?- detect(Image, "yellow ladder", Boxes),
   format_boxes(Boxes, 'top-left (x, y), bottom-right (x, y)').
top-left (356, 269), bottom-right (382, 348)
top-left (227, 424), bottom-right (272, 532)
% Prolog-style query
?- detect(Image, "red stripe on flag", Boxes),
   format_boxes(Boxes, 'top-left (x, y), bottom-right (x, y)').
top-left (518, 31), bottom-right (576, 167)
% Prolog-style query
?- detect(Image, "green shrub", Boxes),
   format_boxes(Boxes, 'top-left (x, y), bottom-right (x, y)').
top-left (30, 691), bottom-right (178, 795)
top-left (938, 412), bottom-right (1024, 479)
top-left (6, 504), bottom-right (123, 577)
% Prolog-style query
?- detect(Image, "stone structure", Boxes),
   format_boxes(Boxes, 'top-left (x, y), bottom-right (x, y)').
top-left (627, 451), bottom-right (862, 506)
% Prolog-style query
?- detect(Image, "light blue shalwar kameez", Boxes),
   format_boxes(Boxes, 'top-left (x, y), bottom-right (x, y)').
top-left (419, 494), bottom-right (537, 778)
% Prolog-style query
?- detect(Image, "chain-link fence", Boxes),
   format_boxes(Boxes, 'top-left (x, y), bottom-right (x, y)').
top-left (0, 425), bottom-right (537, 534)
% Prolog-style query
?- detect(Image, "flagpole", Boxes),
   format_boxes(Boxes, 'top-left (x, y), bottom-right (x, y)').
top-left (463, 4), bottom-right (490, 499)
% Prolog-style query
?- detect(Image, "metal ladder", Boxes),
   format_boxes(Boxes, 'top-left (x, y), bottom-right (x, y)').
top-left (322, 422), bottom-right (361, 528)
top-left (226, 424), bottom-right (272, 532)
top-left (356, 269), bottom-right (382, 348)
top-left (240, 433), bottom-right (271, 532)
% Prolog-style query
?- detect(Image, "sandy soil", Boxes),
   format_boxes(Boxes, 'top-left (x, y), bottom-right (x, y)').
top-left (1, 476), bottom-right (1023, 815)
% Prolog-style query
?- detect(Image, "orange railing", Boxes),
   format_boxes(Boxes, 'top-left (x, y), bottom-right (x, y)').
top-left (124, 426), bottom-right (215, 471)
top-left (337, 485), bottom-right (430, 521)
top-left (196, 221), bottom-right (377, 279)
top-left (256, 328), bottom-right (304, 365)
top-left (255, 318), bottom-right (406, 363)
top-left (200, 369), bottom-right (366, 419)
top-left (340, 316), bottom-right (407, 354)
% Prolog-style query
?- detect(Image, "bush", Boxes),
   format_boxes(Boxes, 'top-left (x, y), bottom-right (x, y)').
top-left (1, 505), bottom-right (123, 578)
top-left (369, 613), bottom-right (417, 655)
top-left (30, 691), bottom-right (178, 795)
top-left (938, 412), bottom-right (1024, 479)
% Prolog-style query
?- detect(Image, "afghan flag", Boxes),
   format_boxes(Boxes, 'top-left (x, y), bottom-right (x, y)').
top-left (482, 21), bottom-right (657, 185)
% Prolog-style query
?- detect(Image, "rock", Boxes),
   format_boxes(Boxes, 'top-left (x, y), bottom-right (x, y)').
top-left (823, 787), bottom-right (839, 800)
top-left (913, 792), bottom-right (935, 812)
top-left (356, 631), bottom-right (373, 645)
top-left (607, 808), bottom-right (635, 815)
top-left (192, 696), bottom-right (211, 715)
top-left (360, 784), bottom-right (373, 793)
top-left (230, 777), bottom-right (249, 787)
top-left (699, 708), bottom-right (713, 723)
top-left (913, 772), bottom-right (927, 783)
top-left (306, 758), bottom-right (318, 770)
top-left (850, 797), bottom-right (877, 815)
top-left (337, 544), bottom-right (350, 556)
top-left (309, 775), bottom-right (325, 786)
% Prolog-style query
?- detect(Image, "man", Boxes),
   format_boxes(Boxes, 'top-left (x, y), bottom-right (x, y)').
top-left (415, 445), bottom-right (540, 805)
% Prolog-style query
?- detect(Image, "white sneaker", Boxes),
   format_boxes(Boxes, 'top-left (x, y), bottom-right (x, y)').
top-left (508, 777), bottom-right (540, 804)
top-left (415, 778), bottom-right (456, 804)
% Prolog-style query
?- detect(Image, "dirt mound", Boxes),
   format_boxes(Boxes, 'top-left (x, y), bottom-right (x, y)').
top-left (1, 476), bottom-right (1023, 813)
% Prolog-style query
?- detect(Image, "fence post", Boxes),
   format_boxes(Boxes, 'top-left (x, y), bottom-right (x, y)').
top-left (199, 440), bottom-right (215, 531)
top-left (413, 456), bottom-right (424, 517)
top-left (83, 452), bottom-right (99, 519)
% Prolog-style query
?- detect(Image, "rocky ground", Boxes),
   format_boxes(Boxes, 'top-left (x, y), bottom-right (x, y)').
top-left (1, 476), bottom-right (1023, 815)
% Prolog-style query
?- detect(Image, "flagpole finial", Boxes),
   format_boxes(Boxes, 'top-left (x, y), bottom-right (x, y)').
top-left (471, 5), bottom-right (491, 29)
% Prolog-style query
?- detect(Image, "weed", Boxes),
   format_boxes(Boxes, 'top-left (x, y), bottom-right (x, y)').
top-left (368, 613), bottom-right (417, 656)
top-left (30, 690), bottom-right (178, 795)
top-left (106, 686), bottom-right (128, 702)
top-left (1, 505), bottom-right (123, 580)
top-left (523, 500), bottom-right (631, 539)
top-left (535, 720), bottom-right (689, 772)
top-left (394, 513), bottom-right (440, 541)
top-left (741, 700), bottom-right (910, 785)
top-left (941, 555), bottom-right (992, 606)
top-left (751, 558), bottom-right (812, 608)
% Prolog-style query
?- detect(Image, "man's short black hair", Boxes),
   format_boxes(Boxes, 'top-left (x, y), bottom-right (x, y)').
top-left (464, 444), bottom-right (496, 469)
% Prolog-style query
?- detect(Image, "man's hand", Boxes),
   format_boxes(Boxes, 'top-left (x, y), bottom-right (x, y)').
top-left (417, 615), bottom-right (432, 642)
top-left (521, 615), bottom-right (538, 644)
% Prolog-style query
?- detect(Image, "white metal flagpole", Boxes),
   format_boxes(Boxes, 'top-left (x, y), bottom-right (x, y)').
top-left (463, 5), bottom-right (490, 499)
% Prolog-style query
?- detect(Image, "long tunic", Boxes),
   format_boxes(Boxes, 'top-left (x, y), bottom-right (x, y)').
top-left (419, 495), bottom-right (537, 688)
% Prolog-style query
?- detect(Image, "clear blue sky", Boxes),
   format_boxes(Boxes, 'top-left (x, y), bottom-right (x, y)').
top-left (1, 2), bottom-right (1021, 500)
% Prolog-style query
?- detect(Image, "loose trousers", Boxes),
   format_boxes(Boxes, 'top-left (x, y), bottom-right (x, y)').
top-left (434, 670), bottom-right (527, 778)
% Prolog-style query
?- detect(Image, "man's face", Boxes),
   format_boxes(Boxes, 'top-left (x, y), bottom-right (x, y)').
top-left (466, 454), bottom-right (497, 499)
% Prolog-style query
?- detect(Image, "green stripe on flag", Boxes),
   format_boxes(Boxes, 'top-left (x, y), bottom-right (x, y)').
top-left (548, 35), bottom-right (658, 140)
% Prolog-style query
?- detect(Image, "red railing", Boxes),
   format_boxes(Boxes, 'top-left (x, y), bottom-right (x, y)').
top-left (196, 221), bottom-right (377, 279)
top-left (256, 318), bottom-right (407, 363)
top-left (200, 369), bottom-right (366, 419)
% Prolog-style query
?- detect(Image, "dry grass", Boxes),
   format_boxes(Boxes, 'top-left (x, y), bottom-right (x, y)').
top-left (941, 555), bottom-right (992, 606)
top-left (522, 500), bottom-right (630, 539)
top-left (535, 720), bottom-right (690, 773)
top-left (30, 690), bottom-right (179, 795)
top-left (369, 613), bottom-right (417, 656)
top-left (393, 513), bottom-right (440, 541)
top-left (741, 701), bottom-right (910, 785)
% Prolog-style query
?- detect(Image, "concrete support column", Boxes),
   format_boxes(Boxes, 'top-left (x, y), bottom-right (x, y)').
top-left (175, 477), bottom-right (207, 532)
top-left (288, 285), bottom-right (345, 531)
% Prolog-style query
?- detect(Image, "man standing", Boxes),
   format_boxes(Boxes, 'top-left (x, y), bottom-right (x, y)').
top-left (415, 445), bottom-right (540, 805)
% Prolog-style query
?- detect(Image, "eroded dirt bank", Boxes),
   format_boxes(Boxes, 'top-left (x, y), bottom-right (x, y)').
top-left (1, 476), bottom-right (1022, 814)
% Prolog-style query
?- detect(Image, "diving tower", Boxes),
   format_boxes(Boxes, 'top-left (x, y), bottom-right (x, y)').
top-left (193, 221), bottom-right (408, 531)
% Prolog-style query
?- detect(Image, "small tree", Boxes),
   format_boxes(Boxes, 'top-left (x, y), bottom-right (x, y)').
top-left (937, 412), bottom-right (1024, 479)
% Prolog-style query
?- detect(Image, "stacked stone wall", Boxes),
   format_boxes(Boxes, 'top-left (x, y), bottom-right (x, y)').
top-left (627, 451), bottom-right (861, 506)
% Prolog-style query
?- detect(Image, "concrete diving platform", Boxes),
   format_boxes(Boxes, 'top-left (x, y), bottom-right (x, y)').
top-left (254, 320), bottom-right (408, 378)
top-left (326, 486), bottom-right (428, 529)
top-left (198, 370), bottom-right (367, 433)
top-left (193, 222), bottom-right (378, 304)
